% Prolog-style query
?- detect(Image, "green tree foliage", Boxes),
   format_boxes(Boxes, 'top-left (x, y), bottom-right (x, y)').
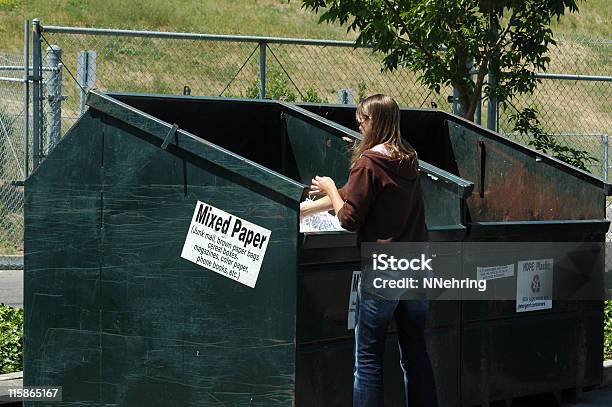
top-left (0, 304), bottom-right (23, 374)
top-left (301, 0), bottom-right (581, 121)
top-left (606, 300), bottom-right (612, 360)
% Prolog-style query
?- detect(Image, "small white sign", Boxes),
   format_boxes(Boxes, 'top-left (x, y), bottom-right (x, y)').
top-left (477, 264), bottom-right (515, 281)
top-left (516, 259), bottom-right (553, 313)
top-left (347, 270), bottom-right (361, 330)
top-left (181, 201), bottom-right (271, 288)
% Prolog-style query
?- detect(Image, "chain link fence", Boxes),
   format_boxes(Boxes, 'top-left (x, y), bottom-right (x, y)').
top-left (499, 36), bottom-right (611, 171)
top-left (37, 28), bottom-right (455, 135)
top-left (0, 52), bottom-right (28, 256)
top-left (0, 23), bottom-right (610, 257)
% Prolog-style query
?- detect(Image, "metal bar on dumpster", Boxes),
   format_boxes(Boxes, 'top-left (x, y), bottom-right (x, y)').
top-left (478, 141), bottom-right (486, 198)
top-left (161, 124), bottom-right (179, 150)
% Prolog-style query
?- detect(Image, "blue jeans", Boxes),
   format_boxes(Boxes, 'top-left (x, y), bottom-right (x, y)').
top-left (353, 290), bottom-right (438, 407)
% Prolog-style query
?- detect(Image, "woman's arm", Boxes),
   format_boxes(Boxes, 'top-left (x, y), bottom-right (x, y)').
top-left (309, 176), bottom-right (344, 214)
top-left (300, 195), bottom-right (333, 220)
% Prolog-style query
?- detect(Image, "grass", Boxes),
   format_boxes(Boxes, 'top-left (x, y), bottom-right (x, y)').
top-left (0, 209), bottom-right (23, 255)
top-left (550, 0), bottom-right (612, 39)
top-left (0, 0), bottom-right (358, 52)
top-left (0, 0), bottom-right (610, 51)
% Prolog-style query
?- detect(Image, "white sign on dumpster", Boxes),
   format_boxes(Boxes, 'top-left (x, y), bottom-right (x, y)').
top-left (477, 264), bottom-right (514, 281)
top-left (516, 258), bottom-right (553, 313)
top-left (181, 201), bottom-right (271, 288)
top-left (347, 270), bottom-right (361, 330)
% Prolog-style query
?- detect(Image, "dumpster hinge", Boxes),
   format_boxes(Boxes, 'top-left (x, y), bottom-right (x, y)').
top-left (161, 124), bottom-right (179, 150)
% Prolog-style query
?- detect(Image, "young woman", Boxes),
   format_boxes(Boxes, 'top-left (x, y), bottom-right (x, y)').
top-left (300, 94), bottom-right (438, 407)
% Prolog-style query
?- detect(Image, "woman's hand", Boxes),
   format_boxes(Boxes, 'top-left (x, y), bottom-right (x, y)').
top-left (310, 176), bottom-right (344, 216)
top-left (310, 176), bottom-right (337, 196)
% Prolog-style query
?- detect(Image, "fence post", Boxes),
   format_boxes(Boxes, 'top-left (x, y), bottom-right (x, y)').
top-left (487, 20), bottom-right (499, 132)
top-left (451, 86), bottom-right (460, 116)
top-left (603, 134), bottom-right (609, 182)
top-left (487, 74), bottom-right (498, 132)
top-left (337, 89), bottom-right (353, 105)
top-left (77, 50), bottom-right (97, 114)
top-left (475, 89), bottom-right (482, 126)
top-left (45, 45), bottom-right (62, 155)
top-left (31, 18), bottom-right (42, 169)
top-left (23, 19), bottom-right (30, 179)
top-left (259, 42), bottom-right (266, 99)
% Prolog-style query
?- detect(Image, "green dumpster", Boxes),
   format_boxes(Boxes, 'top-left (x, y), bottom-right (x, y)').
top-left (302, 103), bottom-right (612, 405)
top-left (24, 92), bottom-right (470, 406)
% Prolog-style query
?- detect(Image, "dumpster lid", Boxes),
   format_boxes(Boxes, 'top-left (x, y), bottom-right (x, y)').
top-left (86, 90), bottom-right (306, 203)
top-left (442, 112), bottom-right (612, 196)
top-left (280, 102), bottom-right (474, 199)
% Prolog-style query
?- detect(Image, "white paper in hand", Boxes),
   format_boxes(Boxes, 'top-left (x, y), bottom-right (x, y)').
top-left (300, 198), bottom-right (346, 232)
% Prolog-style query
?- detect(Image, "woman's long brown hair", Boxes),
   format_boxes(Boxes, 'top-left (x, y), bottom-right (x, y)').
top-left (351, 94), bottom-right (416, 167)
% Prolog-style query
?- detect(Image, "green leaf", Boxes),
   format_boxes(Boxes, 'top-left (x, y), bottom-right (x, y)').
top-left (0, 304), bottom-right (23, 374)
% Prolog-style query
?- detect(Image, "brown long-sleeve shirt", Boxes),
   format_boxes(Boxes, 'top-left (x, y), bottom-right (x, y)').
top-left (337, 148), bottom-right (428, 243)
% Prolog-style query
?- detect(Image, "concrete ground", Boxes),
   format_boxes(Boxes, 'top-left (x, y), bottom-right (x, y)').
top-left (0, 269), bottom-right (22, 308)
top-left (1, 370), bottom-right (612, 406)
top-left (0, 372), bottom-right (22, 406)
top-left (572, 387), bottom-right (612, 406)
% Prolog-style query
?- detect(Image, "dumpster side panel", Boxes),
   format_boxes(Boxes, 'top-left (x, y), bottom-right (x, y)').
top-left (285, 113), bottom-right (352, 186)
top-left (296, 337), bottom-right (416, 407)
top-left (401, 110), bottom-right (461, 175)
top-left (285, 111), bottom-right (465, 230)
top-left (24, 112), bottom-right (104, 403)
top-left (420, 174), bottom-right (464, 228)
top-left (98, 119), bottom-right (297, 406)
top-left (461, 310), bottom-right (603, 404)
top-left (446, 121), bottom-right (603, 221)
top-left (295, 262), bottom-right (460, 406)
top-left (459, 237), bottom-right (606, 404)
top-left (112, 95), bottom-right (303, 183)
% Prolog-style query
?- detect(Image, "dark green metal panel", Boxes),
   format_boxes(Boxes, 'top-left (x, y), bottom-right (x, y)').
top-left (460, 310), bottom-right (603, 405)
top-left (292, 103), bottom-right (473, 231)
top-left (25, 97), bottom-right (302, 406)
top-left (24, 112), bottom-right (104, 405)
top-left (97, 116), bottom-right (297, 405)
top-left (284, 112), bottom-right (352, 186)
top-left (446, 120), bottom-right (605, 221)
top-left (420, 173), bottom-right (463, 229)
top-left (87, 91), bottom-right (305, 203)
